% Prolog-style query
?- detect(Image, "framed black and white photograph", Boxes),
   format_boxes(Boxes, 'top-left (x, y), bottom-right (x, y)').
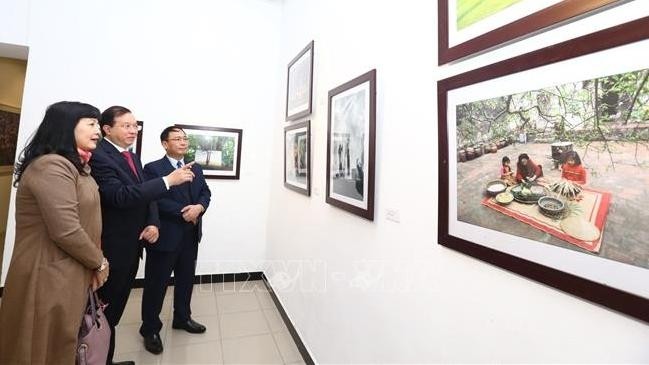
top-left (284, 120), bottom-right (310, 196)
top-left (286, 40), bottom-right (314, 121)
top-left (438, 17), bottom-right (649, 323)
top-left (128, 120), bottom-right (144, 159)
top-left (438, 0), bottom-right (623, 64)
top-left (326, 69), bottom-right (376, 221)
top-left (175, 124), bottom-right (243, 180)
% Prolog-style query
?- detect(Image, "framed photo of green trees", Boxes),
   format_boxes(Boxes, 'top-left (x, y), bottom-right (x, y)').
top-left (175, 124), bottom-right (242, 180)
top-left (438, 0), bottom-right (624, 64)
top-left (438, 17), bottom-right (649, 323)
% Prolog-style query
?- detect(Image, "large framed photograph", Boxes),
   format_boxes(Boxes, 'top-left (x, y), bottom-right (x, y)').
top-left (128, 120), bottom-right (144, 159)
top-left (438, 17), bottom-right (649, 322)
top-left (326, 70), bottom-right (376, 221)
top-left (175, 124), bottom-right (242, 180)
top-left (438, 0), bottom-right (624, 64)
top-left (286, 40), bottom-right (314, 121)
top-left (284, 121), bottom-right (311, 195)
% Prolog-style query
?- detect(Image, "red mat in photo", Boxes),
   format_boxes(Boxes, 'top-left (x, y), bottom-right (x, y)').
top-left (481, 188), bottom-right (611, 253)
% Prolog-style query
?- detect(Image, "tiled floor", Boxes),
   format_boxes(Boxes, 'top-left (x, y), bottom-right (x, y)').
top-left (113, 280), bottom-right (305, 365)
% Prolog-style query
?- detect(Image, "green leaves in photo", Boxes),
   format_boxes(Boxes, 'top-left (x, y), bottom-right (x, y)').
top-left (185, 134), bottom-right (235, 168)
top-left (457, 0), bottom-right (522, 30)
top-left (220, 137), bottom-right (235, 167)
top-left (455, 67), bottom-right (649, 168)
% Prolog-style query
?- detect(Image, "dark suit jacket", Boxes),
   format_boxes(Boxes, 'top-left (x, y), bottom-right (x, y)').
top-left (143, 156), bottom-right (211, 252)
top-left (90, 139), bottom-right (168, 269)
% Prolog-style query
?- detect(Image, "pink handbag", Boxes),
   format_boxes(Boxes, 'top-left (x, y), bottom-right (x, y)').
top-left (76, 289), bottom-right (111, 365)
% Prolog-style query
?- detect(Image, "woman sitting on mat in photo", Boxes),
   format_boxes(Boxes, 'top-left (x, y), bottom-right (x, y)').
top-left (561, 150), bottom-right (587, 185)
top-left (515, 153), bottom-right (544, 183)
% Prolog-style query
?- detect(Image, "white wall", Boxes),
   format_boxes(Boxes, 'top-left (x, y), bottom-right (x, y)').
top-left (0, 0), bottom-right (29, 50)
top-left (1, 0), bottom-right (283, 283)
top-left (266, 0), bottom-right (649, 363)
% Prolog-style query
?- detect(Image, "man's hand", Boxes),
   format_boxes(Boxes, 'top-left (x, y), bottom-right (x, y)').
top-left (166, 162), bottom-right (195, 186)
top-left (139, 225), bottom-right (159, 243)
top-left (181, 204), bottom-right (204, 223)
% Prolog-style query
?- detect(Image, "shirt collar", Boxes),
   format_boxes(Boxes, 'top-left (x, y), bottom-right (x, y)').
top-left (166, 155), bottom-right (185, 168)
top-left (104, 137), bottom-right (130, 153)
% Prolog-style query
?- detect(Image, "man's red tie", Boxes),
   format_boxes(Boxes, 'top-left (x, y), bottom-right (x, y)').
top-left (121, 151), bottom-right (139, 178)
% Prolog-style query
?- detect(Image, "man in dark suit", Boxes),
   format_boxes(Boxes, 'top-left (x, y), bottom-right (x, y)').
top-left (90, 106), bottom-right (195, 365)
top-left (139, 126), bottom-right (211, 354)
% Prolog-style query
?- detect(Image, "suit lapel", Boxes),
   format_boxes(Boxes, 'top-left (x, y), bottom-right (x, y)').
top-left (132, 153), bottom-right (145, 181)
top-left (161, 156), bottom-right (192, 203)
top-left (101, 139), bottom-right (139, 183)
top-left (187, 165), bottom-right (196, 201)
top-left (180, 175), bottom-right (192, 203)
top-left (159, 156), bottom-right (175, 176)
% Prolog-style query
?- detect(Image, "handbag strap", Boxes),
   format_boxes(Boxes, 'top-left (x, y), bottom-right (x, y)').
top-left (88, 288), bottom-right (98, 321)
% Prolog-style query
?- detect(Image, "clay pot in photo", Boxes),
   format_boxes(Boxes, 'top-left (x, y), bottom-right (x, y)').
top-left (458, 149), bottom-right (467, 162)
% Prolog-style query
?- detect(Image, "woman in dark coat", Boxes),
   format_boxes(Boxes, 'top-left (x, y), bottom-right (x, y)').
top-left (0, 102), bottom-right (110, 364)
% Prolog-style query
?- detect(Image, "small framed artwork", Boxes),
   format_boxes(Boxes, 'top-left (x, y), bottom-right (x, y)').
top-left (326, 69), bottom-right (376, 221)
top-left (286, 40), bottom-right (314, 121)
top-left (284, 121), bottom-right (311, 196)
top-left (0, 109), bottom-right (20, 165)
top-left (175, 124), bottom-right (243, 180)
top-left (438, 17), bottom-right (649, 322)
top-left (438, 0), bottom-right (624, 64)
top-left (129, 120), bottom-right (144, 159)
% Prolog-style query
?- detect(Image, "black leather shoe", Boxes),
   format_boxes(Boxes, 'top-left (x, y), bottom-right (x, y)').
top-left (172, 318), bottom-right (206, 333)
top-left (110, 362), bottom-right (135, 365)
top-left (143, 333), bottom-right (163, 354)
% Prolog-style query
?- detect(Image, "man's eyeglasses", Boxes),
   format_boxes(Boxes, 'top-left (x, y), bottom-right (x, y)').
top-left (114, 124), bottom-right (139, 131)
top-left (167, 137), bottom-right (189, 142)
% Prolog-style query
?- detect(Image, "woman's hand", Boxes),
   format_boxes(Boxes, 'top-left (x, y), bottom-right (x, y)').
top-left (91, 260), bottom-right (110, 291)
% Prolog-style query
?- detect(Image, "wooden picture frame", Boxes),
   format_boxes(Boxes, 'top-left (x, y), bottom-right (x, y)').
top-left (284, 121), bottom-right (311, 196)
top-left (326, 69), bottom-right (376, 221)
top-left (438, 16), bottom-right (649, 323)
top-left (175, 124), bottom-right (242, 180)
top-left (286, 41), bottom-right (314, 121)
top-left (438, 0), bottom-right (624, 64)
